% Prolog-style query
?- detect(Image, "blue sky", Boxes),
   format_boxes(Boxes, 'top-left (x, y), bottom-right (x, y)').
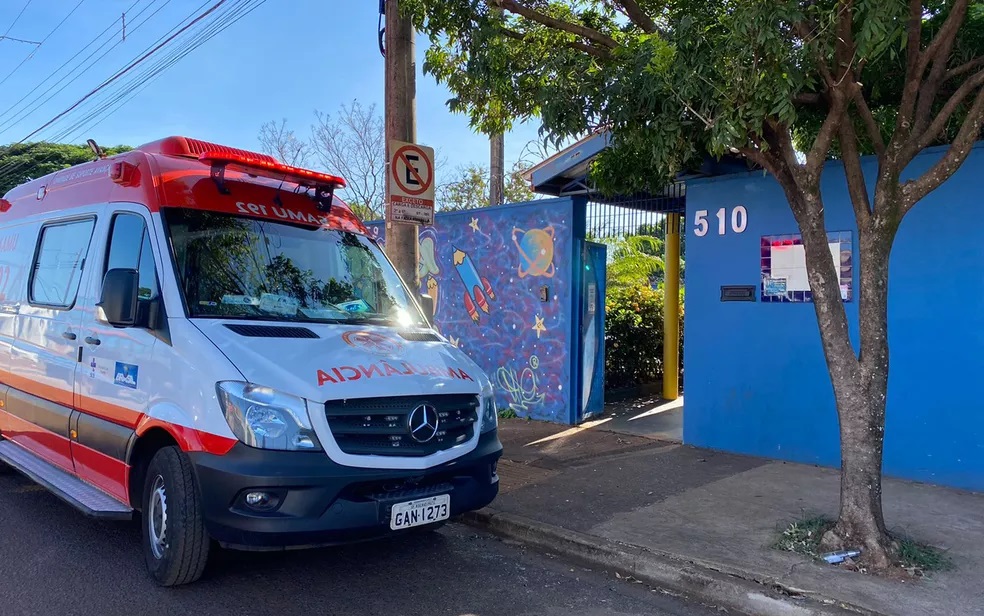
top-left (0, 0), bottom-right (546, 172)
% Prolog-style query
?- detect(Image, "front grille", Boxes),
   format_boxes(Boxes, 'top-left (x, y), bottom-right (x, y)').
top-left (325, 394), bottom-right (479, 457)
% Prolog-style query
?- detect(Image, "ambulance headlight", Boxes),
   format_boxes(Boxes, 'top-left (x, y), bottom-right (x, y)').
top-left (217, 382), bottom-right (322, 451)
top-left (481, 391), bottom-right (498, 433)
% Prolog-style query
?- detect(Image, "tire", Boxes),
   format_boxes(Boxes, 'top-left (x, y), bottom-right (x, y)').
top-left (142, 446), bottom-right (210, 587)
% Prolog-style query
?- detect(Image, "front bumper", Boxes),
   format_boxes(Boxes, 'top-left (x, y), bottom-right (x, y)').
top-left (189, 430), bottom-right (502, 550)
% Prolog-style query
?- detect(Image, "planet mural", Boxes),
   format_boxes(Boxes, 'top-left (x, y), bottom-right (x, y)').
top-left (513, 225), bottom-right (556, 278)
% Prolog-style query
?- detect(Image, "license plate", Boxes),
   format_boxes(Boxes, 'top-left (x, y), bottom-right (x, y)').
top-left (389, 494), bottom-right (450, 530)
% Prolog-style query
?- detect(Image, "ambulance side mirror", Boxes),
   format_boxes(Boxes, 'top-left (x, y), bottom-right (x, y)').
top-left (419, 294), bottom-right (435, 327)
top-left (98, 268), bottom-right (139, 328)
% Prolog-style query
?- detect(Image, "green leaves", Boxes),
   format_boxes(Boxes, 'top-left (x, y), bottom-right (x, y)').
top-left (0, 142), bottom-right (132, 196)
top-left (605, 234), bottom-right (665, 288)
top-left (409, 1), bottom-right (984, 195)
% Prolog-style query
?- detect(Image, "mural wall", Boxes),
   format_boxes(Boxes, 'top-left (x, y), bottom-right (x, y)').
top-left (366, 198), bottom-right (577, 423)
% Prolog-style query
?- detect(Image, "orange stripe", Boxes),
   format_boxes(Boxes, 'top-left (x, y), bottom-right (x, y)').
top-left (0, 368), bottom-right (142, 428)
top-left (0, 370), bottom-right (74, 408)
top-left (0, 370), bottom-right (236, 455)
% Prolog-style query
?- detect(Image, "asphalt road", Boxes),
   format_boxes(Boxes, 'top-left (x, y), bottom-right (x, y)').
top-left (0, 470), bottom-right (720, 616)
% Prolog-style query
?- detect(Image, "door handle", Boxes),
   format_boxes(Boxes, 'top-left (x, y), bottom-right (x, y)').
top-left (84, 336), bottom-right (101, 346)
top-left (62, 331), bottom-right (77, 341)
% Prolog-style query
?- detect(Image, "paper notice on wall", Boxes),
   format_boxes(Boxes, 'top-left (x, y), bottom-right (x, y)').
top-left (764, 277), bottom-right (787, 296)
top-left (770, 243), bottom-right (841, 292)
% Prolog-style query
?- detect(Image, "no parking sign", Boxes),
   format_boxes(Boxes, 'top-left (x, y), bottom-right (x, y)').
top-left (387, 140), bottom-right (436, 225)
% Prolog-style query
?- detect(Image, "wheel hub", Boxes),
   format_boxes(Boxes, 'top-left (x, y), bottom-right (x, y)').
top-left (148, 475), bottom-right (168, 560)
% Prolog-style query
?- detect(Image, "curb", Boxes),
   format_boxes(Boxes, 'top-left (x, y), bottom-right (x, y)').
top-left (458, 509), bottom-right (884, 616)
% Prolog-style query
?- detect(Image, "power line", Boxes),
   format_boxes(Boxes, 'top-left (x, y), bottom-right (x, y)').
top-left (19, 0), bottom-right (229, 143)
top-left (52, 0), bottom-right (261, 142)
top-left (0, 0), bottom-right (268, 187)
top-left (8, 0), bottom-right (260, 151)
top-left (0, 0), bottom-right (146, 130)
top-left (0, 0), bottom-right (88, 89)
top-left (0, 0), bottom-right (167, 137)
top-left (0, 35), bottom-right (40, 45)
top-left (0, 1), bottom-right (33, 39)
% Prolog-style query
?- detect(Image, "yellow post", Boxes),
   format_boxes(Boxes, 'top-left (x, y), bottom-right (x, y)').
top-left (662, 212), bottom-right (681, 401)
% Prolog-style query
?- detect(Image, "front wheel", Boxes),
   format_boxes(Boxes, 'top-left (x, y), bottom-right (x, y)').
top-left (142, 446), bottom-right (210, 587)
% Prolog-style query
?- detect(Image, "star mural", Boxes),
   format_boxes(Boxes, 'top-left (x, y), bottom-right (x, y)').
top-left (532, 314), bottom-right (547, 339)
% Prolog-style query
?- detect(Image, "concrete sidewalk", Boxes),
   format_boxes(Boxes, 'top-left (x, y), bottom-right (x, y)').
top-left (468, 417), bottom-right (984, 616)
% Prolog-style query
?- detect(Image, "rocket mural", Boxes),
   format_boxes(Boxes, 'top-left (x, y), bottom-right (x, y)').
top-left (363, 200), bottom-right (575, 425)
top-left (453, 247), bottom-right (496, 322)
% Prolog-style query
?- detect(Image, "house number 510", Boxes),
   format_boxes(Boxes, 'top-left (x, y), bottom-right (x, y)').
top-left (693, 206), bottom-right (747, 237)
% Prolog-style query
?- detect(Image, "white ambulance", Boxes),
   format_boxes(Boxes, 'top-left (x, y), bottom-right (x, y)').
top-left (0, 136), bottom-right (502, 586)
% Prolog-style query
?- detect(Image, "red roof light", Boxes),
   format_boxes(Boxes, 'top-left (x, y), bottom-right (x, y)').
top-left (197, 150), bottom-right (346, 190)
top-left (109, 161), bottom-right (139, 186)
top-left (138, 136), bottom-right (280, 165)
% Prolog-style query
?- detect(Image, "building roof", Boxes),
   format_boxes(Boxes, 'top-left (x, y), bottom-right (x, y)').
top-left (524, 128), bottom-right (755, 213)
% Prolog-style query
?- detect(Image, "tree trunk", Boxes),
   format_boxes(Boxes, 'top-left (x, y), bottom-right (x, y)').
top-left (818, 216), bottom-right (899, 567)
top-left (789, 190), bottom-right (898, 568)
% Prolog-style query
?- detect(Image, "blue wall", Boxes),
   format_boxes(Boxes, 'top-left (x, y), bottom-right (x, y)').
top-left (684, 143), bottom-right (984, 491)
top-left (366, 198), bottom-right (579, 423)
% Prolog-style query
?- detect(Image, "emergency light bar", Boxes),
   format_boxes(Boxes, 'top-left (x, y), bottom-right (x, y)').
top-left (198, 150), bottom-right (347, 212)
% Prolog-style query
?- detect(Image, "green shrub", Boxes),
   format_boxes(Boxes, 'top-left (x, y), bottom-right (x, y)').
top-left (604, 284), bottom-right (684, 391)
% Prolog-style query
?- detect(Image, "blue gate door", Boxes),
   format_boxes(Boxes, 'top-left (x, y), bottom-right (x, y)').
top-left (577, 241), bottom-right (607, 422)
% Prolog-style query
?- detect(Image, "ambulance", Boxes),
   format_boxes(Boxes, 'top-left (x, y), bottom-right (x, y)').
top-left (0, 136), bottom-right (502, 586)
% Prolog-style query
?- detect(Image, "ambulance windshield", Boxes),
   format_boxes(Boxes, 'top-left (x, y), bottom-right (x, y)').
top-left (162, 209), bottom-right (427, 327)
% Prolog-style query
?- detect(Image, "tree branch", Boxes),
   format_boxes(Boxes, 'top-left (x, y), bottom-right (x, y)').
top-left (909, 69), bottom-right (984, 155)
top-left (501, 27), bottom-right (612, 59)
top-left (738, 145), bottom-right (799, 199)
top-left (852, 88), bottom-right (885, 157)
top-left (837, 119), bottom-right (873, 225)
top-left (793, 92), bottom-right (823, 106)
top-left (612, 0), bottom-right (657, 33)
top-left (946, 56), bottom-right (984, 81)
top-left (913, 1), bottom-right (970, 137)
top-left (489, 0), bottom-right (619, 49)
top-left (805, 93), bottom-right (847, 182)
top-left (901, 86), bottom-right (984, 212)
top-left (916, 0), bottom-right (969, 77)
top-left (896, 0), bottom-right (930, 138)
top-left (762, 120), bottom-right (804, 183)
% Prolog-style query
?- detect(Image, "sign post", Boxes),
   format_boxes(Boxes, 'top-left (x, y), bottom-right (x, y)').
top-left (387, 139), bottom-right (435, 226)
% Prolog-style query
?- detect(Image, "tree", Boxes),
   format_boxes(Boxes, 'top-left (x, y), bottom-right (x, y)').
top-left (604, 235), bottom-right (664, 288)
top-left (258, 119), bottom-right (311, 167)
top-left (406, 0), bottom-right (984, 569)
top-left (438, 159), bottom-right (535, 211)
top-left (260, 100), bottom-right (465, 221)
top-left (310, 101), bottom-right (387, 220)
top-left (0, 142), bottom-right (132, 195)
top-left (258, 101), bottom-right (385, 221)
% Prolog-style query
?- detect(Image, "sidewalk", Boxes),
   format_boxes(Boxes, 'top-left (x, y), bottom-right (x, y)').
top-left (467, 413), bottom-right (984, 616)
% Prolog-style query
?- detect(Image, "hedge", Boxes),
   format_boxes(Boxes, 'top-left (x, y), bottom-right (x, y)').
top-left (604, 284), bottom-right (684, 392)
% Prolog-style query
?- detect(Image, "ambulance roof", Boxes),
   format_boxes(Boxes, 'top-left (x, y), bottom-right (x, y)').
top-left (0, 136), bottom-right (366, 234)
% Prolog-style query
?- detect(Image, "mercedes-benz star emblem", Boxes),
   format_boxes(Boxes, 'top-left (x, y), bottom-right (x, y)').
top-left (408, 404), bottom-right (440, 443)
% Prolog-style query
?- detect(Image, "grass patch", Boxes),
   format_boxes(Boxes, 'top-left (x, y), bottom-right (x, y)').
top-left (772, 515), bottom-right (955, 575)
top-left (897, 536), bottom-right (954, 573)
top-left (498, 408), bottom-right (518, 420)
top-left (772, 515), bottom-right (835, 559)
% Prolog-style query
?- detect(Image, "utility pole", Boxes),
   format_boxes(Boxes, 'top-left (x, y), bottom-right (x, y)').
top-left (488, 3), bottom-right (505, 207)
top-left (383, 0), bottom-right (419, 290)
top-left (489, 133), bottom-right (505, 206)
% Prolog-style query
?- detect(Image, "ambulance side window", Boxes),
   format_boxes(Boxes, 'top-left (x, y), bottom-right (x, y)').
top-left (29, 218), bottom-right (97, 308)
top-left (106, 213), bottom-right (159, 301)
